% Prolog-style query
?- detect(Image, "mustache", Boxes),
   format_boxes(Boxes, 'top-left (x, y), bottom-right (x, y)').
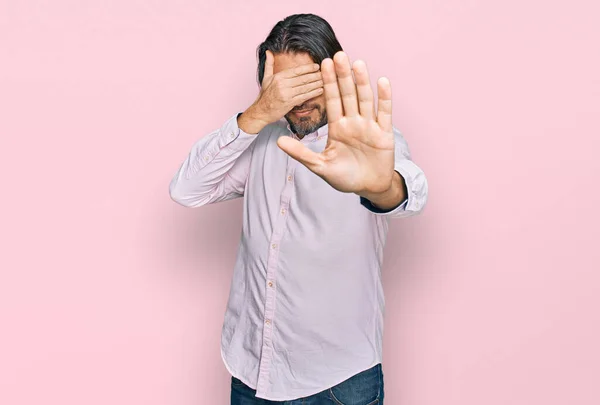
top-left (291, 106), bottom-right (317, 112)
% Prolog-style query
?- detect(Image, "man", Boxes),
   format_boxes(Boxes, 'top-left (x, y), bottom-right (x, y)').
top-left (169, 13), bottom-right (428, 405)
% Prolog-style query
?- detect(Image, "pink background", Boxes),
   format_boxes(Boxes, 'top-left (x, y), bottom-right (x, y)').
top-left (1, 1), bottom-right (599, 404)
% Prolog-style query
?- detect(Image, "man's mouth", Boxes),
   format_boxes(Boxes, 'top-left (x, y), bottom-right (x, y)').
top-left (292, 108), bottom-right (314, 117)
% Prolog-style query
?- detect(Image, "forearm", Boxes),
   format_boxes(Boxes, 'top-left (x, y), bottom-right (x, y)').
top-left (169, 112), bottom-right (257, 207)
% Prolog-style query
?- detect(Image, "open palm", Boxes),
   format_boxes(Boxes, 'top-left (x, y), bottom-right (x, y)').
top-left (276, 51), bottom-right (395, 196)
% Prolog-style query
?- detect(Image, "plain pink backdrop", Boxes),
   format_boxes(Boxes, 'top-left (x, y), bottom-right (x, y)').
top-left (1, 1), bottom-right (599, 404)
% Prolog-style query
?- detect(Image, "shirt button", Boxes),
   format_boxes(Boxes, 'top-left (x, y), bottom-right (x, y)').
top-left (268, 281), bottom-right (273, 287)
top-left (265, 319), bottom-right (271, 325)
top-left (271, 243), bottom-right (277, 249)
top-left (280, 208), bottom-right (286, 215)
top-left (287, 175), bottom-right (293, 182)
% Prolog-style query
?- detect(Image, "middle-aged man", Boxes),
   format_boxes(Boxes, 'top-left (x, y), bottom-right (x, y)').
top-left (169, 13), bottom-right (428, 405)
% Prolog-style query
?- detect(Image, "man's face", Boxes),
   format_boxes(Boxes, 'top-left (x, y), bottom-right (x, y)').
top-left (272, 51), bottom-right (328, 137)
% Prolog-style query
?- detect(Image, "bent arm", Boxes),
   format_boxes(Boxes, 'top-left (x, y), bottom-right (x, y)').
top-left (169, 112), bottom-right (259, 207)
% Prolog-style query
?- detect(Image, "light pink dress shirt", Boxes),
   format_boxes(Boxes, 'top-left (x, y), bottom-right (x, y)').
top-left (169, 112), bottom-right (428, 400)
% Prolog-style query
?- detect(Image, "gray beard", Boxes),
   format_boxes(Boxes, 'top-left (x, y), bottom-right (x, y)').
top-left (285, 109), bottom-right (328, 137)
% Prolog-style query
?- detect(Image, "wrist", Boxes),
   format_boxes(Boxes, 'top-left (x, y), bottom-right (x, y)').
top-left (359, 171), bottom-right (406, 210)
top-left (238, 105), bottom-right (271, 135)
top-left (250, 103), bottom-right (273, 123)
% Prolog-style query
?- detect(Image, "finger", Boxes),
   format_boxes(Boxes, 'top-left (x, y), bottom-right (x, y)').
top-left (280, 62), bottom-right (321, 79)
top-left (321, 57), bottom-right (343, 123)
top-left (263, 50), bottom-right (274, 83)
top-left (352, 60), bottom-right (375, 121)
top-left (276, 136), bottom-right (325, 176)
top-left (292, 79), bottom-right (324, 97)
top-left (288, 71), bottom-right (323, 87)
top-left (334, 51), bottom-right (359, 117)
top-left (376, 77), bottom-right (393, 133)
top-left (292, 87), bottom-right (324, 106)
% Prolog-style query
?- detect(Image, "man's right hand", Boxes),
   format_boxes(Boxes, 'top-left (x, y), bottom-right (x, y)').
top-left (238, 50), bottom-right (323, 134)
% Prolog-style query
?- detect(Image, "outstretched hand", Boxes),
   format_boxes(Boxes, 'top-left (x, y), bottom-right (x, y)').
top-left (276, 51), bottom-right (400, 202)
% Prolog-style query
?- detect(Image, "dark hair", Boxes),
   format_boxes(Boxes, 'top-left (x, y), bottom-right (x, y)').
top-left (256, 13), bottom-right (343, 86)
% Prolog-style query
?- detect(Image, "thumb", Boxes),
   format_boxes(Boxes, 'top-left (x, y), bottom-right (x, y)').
top-left (276, 136), bottom-right (325, 176)
top-left (263, 50), bottom-right (274, 84)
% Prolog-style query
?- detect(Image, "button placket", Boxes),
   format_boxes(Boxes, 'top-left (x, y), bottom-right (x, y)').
top-left (255, 156), bottom-right (298, 397)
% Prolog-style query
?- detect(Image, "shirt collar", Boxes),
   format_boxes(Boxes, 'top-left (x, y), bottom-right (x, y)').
top-left (285, 121), bottom-right (329, 143)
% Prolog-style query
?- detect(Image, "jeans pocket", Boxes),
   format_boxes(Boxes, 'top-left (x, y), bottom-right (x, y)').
top-left (329, 363), bottom-right (382, 405)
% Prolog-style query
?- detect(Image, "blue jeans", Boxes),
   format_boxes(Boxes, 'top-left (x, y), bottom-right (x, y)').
top-left (231, 363), bottom-right (384, 405)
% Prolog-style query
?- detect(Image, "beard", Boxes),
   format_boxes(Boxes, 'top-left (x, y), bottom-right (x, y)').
top-left (284, 106), bottom-right (328, 137)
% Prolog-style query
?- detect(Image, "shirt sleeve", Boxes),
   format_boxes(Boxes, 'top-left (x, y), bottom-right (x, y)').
top-left (169, 112), bottom-right (258, 207)
top-left (359, 125), bottom-right (429, 218)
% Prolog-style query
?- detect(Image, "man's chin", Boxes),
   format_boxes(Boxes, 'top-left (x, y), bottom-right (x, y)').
top-left (285, 111), bottom-right (327, 136)
top-left (289, 122), bottom-right (316, 136)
